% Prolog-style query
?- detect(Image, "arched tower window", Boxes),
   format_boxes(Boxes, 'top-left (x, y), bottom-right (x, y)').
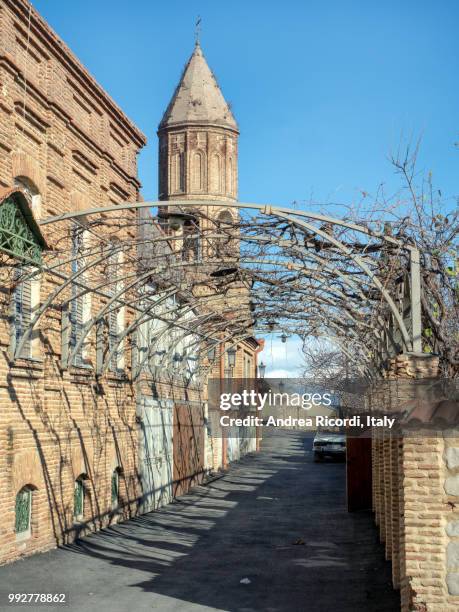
top-left (227, 157), bottom-right (234, 196)
top-left (210, 153), bottom-right (222, 193)
top-left (191, 151), bottom-right (205, 192)
top-left (171, 153), bottom-right (184, 194)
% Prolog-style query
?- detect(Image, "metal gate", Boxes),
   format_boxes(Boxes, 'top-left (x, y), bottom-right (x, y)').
top-left (138, 397), bottom-right (173, 512)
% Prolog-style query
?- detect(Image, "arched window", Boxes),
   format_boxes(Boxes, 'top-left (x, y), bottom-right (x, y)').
top-left (9, 178), bottom-right (42, 360)
top-left (14, 176), bottom-right (42, 220)
top-left (74, 475), bottom-right (87, 521)
top-left (218, 210), bottom-right (234, 226)
top-left (15, 486), bottom-right (33, 537)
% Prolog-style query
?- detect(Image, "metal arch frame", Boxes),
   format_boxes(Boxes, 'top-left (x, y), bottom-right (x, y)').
top-left (29, 222), bottom-right (406, 361)
top-left (22, 199), bottom-right (423, 381)
top-left (40, 199), bottom-right (422, 354)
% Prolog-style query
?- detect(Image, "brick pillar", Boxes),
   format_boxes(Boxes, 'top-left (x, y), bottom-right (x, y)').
top-left (391, 435), bottom-right (401, 589)
top-left (369, 354), bottom-right (456, 609)
top-left (374, 429), bottom-right (382, 527)
top-left (399, 435), bottom-right (445, 611)
top-left (384, 430), bottom-right (393, 559)
top-left (386, 354), bottom-right (451, 610)
top-left (379, 427), bottom-right (387, 543)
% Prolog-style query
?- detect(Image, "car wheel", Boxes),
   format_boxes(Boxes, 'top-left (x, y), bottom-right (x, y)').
top-left (313, 452), bottom-right (322, 462)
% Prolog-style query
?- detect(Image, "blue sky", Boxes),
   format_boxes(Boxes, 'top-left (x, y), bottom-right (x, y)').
top-left (34, 0), bottom-right (459, 208)
top-left (33, 0), bottom-right (459, 375)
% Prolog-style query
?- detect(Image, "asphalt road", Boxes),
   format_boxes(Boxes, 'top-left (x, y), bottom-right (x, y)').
top-left (0, 429), bottom-right (399, 612)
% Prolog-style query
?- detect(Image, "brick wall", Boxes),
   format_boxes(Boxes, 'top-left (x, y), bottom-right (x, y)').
top-left (0, 0), bottom-right (146, 564)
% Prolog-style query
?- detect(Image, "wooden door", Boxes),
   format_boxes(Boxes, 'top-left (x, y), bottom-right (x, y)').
top-left (346, 436), bottom-right (372, 512)
top-left (173, 403), bottom-right (205, 496)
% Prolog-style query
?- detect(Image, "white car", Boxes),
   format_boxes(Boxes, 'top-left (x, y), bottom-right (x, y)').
top-left (313, 431), bottom-right (346, 462)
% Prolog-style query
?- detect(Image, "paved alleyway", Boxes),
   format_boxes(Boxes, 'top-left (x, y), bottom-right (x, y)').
top-left (0, 430), bottom-right (398, 612)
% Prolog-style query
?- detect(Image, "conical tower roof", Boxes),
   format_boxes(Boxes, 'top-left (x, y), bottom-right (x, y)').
top-left (159, 43), bottom-right (238, 132)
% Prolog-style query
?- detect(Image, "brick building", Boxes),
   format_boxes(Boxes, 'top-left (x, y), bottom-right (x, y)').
top-left (0, 0), bottom-right (260, 566)
top-left (0, 0), bottom-right (147, 564)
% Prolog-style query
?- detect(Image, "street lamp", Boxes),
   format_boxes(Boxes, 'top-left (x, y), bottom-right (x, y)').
top-left (258, 361), bottom-right (266, 379)
top-left (227, 347), bottom-right (237, 369)
top-left (207, 343), bottom-right (217, 362)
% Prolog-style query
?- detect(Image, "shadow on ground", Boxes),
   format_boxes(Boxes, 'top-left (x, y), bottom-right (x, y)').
top-left (0, 429), bottom-right (399, 612)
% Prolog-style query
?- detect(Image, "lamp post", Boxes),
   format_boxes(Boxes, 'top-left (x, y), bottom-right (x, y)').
top-left (258, 361), bottom-right (266, 379)
top-left (227, 346), bottom-right (236, 377)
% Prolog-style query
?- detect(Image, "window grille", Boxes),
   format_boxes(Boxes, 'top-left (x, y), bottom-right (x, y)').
top-left (15, 488), bottom-right (31, 534)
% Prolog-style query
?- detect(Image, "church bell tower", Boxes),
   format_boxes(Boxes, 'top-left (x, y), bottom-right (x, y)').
top-left (158, 42), bottom-right (239, 229)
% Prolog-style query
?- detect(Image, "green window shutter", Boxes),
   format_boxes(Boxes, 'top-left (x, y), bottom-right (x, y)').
top-left (111, 470), bottom-right (119, 505)
top-left (15, 488), bottom-right (31, 533)
top-left (74, 480), bottom-right (84, 518)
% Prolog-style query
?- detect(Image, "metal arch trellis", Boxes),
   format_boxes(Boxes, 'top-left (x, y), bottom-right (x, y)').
top-left (41, 245), bottom-right (406, 371)
top-left (39, 199), bottom-right (423, 354)
top-left (0, 197), bottom-right (423, 377)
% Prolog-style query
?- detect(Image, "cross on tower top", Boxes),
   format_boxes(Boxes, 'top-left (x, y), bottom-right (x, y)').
top-left (195, 16), bottom-right (202, 46)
